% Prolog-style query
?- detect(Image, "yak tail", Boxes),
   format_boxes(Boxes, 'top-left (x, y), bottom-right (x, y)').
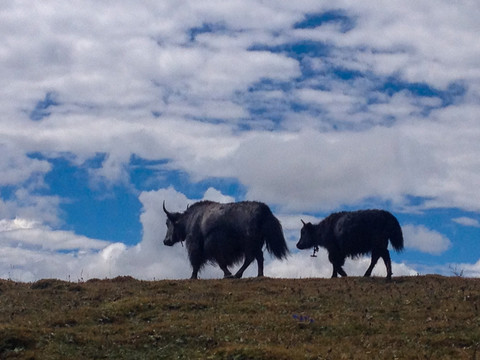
top-left (263, 212), bottom-right (290, 260)
top-left (389, 215), bottom-right (404, 252)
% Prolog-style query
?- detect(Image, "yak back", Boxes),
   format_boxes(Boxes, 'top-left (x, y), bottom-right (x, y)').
top-left (181, 200), bottom-right (270, 233)
top-left (323, 209), bottom-right (402, 257)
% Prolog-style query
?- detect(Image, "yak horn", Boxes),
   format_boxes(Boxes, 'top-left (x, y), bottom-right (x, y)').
top-left (163, 201), bottom-right (173, 219)
top-left (301, 219), bottom-right (306, 225)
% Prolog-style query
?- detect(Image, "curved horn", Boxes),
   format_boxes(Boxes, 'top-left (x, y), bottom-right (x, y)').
top-left (163, 201), bottom-right (173, 219)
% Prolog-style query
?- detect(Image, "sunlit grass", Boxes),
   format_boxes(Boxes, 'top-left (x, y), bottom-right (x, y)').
top-left (1, 275), bottom-right (479, 359)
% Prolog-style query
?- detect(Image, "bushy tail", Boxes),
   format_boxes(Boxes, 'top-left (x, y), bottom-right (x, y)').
top-left (388, 214), bottom-right (404, 252)
top-left (263, 212), bottom-right (289, 260)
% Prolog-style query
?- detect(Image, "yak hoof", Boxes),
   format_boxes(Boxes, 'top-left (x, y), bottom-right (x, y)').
top-left (224, 274), bottom-right (234, 279)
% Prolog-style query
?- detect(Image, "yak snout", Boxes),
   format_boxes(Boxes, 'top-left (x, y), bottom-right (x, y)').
top-left (296, 239), bottom-right (309, 250)
top-left (163, 238), bottom-right (174, 246)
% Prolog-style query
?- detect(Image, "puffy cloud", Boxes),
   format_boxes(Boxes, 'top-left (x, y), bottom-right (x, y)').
top-left (2, 0), bottom-right (480, 214)
top-left (203, 125), bottom-right (425, 211)
top-left (0, 218), bottom-right (109, 251)
top-left (202, 187), bottom-right (236, 203)
top-left (266, 250), bottom-right (417, 279)
top-left (0, 187), bottom-right (193, 281)
top-left (452, 259), bottom-right (480, 278)
top-left (329, 1), bottom-right (480, 88)
top-left (0, 145), bottom-right (51, 186)
top-left (0, 186), bottom-right (440, 281)
top-left (402, 224), bottom-right (451, 255)
top-left (0, 218), bottom-right (117, 281)
top-left (1, 1), bottom-right (480, 280)
top-left (0, 190), bottom-right (61, 227)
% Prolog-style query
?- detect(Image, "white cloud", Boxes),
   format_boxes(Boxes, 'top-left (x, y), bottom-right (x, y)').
top-left (1, 1), bottom-right (480, 280)
top-left (0, 187), bottom-right (318, 281)
top-left (332, 1), bottom-right (480, 88)
top-left (0, 218), bottom-right (110, 251)
top-left (452, 259), bottom-right (480, 278)
top-left (416, 259), bottom-right (480, 278)
top-left (0, 190), bottom-right (61, 226)
top-left (202, 187), bottom-right (236, 203)
top-left (205, 126), bottom-right (431, 211)
top-left (402, 224), bottom-right (451, 255)
top-left (1, 0), bottom-right (480, 214)
top-left (0, 148), bottom-right (51, 186)
top-left (0, 218), bottom-right (121, 282)
top-left (0, 187), bottom-right (194, 281)
top-left (452, 217), bottom-right (480, 228)
top-left (266, 250), bottom-right (417, 279)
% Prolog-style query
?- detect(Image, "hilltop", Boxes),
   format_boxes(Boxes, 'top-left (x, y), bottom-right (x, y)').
top-left (1, 275), bottom-right (479, 359)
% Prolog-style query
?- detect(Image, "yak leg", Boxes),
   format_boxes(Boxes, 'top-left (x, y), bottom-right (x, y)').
top-left (381, 249), bottom-right (393, 280)
top-left (190, 261), bottom-right (201, 280)
top-left (255, 250), bottom-right (264, 277)
top-left (189, 249), bottom-right (202, 280)
top-left (216, 250), bottom-right (233, 278)
top-left (190, 268), bottom-right (199, 280)
top-left (329, 253), bottom-right (347, 278)
top-left (336, 265), bottom-right (347, 277)
top-left (218, 262), bottom-right (234, 279)
top-left (234, 254), bottom-right (255, 279)
top-left (331, 263), bottom-right (347, 278)
top-left (364, 250), bottom-right (381, 277)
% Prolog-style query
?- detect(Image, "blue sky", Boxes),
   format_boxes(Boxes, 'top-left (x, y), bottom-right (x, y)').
top-left (1, 1), bottom-right (480, 280)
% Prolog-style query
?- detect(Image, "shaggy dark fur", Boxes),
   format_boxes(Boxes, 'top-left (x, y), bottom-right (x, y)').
top-left (163, 200), bottom-right (289, 279)
top-left (296, 210), bottom-right (404, 279)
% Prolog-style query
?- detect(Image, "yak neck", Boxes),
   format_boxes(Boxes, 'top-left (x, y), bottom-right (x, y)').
top-left (314, 212), bottom-right (347, 246)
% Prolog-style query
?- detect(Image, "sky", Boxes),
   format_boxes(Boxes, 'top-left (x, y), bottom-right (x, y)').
top-left (1, 1), bottom-right (480, 281)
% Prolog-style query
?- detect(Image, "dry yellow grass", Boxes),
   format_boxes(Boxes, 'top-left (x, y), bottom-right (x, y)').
top-left (1, 275), bottom-right (479, 359)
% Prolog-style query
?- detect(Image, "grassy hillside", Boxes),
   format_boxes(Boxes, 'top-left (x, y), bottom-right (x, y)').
top-left (1, 275), bottom-right (480, 359)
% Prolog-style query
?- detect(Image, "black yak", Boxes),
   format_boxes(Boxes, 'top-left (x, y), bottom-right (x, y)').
top-left (296, 210), bottom-right (404, 280)
top-left (163, 200), bottom-right (289, 279)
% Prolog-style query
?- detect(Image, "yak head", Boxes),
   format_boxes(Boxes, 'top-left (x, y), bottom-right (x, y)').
top-left (296, 220), bottom-right (317, 250)
top-left (163, 201), bottom-right (186, 246)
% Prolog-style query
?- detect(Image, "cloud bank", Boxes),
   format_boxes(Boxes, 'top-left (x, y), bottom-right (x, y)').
top-left (0, 187), bottom-right (453, 281)
top-left (1, 1), bottom-right (480, 280)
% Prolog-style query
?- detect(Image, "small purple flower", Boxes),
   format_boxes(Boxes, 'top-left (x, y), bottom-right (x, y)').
top-left (292, 314), bottom-right (314, 324)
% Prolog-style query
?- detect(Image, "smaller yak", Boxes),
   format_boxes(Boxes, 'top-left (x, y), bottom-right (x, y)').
top-left (163, 200), bottom-right (289, 279)
top-left (296, 210), bottom-right (404, 280)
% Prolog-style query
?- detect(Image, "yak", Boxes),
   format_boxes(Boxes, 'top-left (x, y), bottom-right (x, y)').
top-left (163, 200), bottom-right (289, 279)
top-left (296, 209), bottom-right (404, 280)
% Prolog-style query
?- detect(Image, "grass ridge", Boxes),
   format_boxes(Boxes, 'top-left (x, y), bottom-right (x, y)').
top-left (0, 275), bottom-right (479, 359)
